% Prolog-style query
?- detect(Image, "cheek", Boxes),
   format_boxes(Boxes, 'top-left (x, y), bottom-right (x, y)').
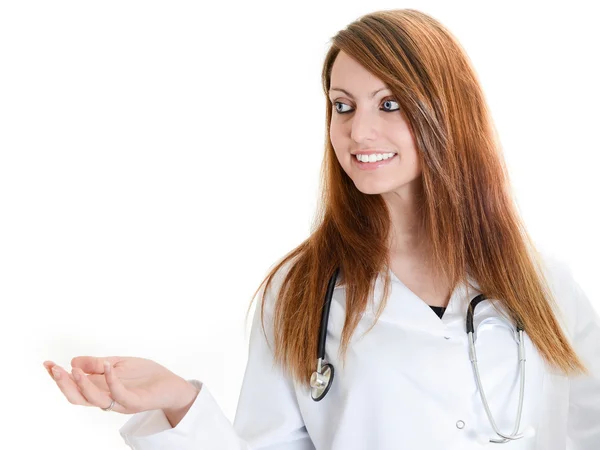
top-left (408, 146), bottom-right (422, 172)
top-left (332, 146), bottom-right (349, 173)
top-left (329, 124), bottom-right (342, 147)
top-left (391, 128), bottom-right (420, 167)
top-left (329, 129), bottom-right (346, 161)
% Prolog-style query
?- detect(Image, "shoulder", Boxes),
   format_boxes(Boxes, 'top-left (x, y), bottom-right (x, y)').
top-left (535, 248), bottom-right (587, 340)
top-left (536, 248), bottom-right (575, 294)
top-left (257, 256), bottom-right (296, 318)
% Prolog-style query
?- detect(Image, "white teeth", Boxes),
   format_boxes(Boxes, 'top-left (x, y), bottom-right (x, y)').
top-left (356, 152), bottom-right (396, 163)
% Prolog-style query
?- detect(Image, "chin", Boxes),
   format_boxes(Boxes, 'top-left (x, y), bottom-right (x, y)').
top-left (352, 181), bottom-right (398, 196)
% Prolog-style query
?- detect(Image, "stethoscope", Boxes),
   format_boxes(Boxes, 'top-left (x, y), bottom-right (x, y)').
top-left (309, 267), bottom-right (532, 444)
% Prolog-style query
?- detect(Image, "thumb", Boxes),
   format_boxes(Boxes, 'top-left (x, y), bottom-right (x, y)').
top-left (71, 356), bottom-right (122, 374)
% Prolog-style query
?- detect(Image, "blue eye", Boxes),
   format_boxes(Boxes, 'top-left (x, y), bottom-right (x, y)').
top-left (381, 99), bottom-right (400, 112)
top-left (333, 99), bottom-right (400, 115)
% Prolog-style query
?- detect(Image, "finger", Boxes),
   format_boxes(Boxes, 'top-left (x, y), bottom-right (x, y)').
top-left (44, 361), bottom-right (109, 393)
top-left (44, 361), bottom-right (75, 383)
top-left (50, 365), bottom-right (94, 407)
top-left (102, 360), bottom-right (140, 412)
top-left (71, 367), bottom-right (125, 413)
top-left (43, 361), bottom-right (56, 380)
top-left (71, 356), bottom-right (122, 375)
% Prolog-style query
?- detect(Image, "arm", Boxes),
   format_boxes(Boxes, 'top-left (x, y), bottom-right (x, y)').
top-left (118, 269), bottom-right (313, 450)
top-left (565, 269), bottom-right (600, 450)
top-left (162, 381), bottom-right (201, 428)
top-left (231, 279), bottom-right (311, 447)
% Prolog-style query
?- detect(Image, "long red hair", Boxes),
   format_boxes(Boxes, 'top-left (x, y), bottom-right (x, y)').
top-left (245, 8), bottom-right (587, 389)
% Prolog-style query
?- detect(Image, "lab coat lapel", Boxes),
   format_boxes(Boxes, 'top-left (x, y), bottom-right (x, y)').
top-left (366, 269), bottom-right (485, 338)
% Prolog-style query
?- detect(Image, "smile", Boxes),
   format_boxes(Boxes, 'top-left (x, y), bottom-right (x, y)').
top-left (352, 153), bottom-right (398, 171)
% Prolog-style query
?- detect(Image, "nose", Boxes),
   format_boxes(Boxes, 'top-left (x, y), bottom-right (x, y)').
top-left (350, 109), bottom-right (380, 144)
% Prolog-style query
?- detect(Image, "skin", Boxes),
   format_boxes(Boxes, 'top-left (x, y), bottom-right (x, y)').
top-left (328, 50), bottom-right (425, 256)
top-left (329, 51), bottom-right (451, 306)
top-left (42, 356), bottom-right (199, 426)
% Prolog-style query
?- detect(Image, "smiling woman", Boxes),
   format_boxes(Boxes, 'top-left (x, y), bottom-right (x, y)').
top-left (328, 50), bottom-right (422, 195)
top-left (43, 7), bottom-right (599, 450)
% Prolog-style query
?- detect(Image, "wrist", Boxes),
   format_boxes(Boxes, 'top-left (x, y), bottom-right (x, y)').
top-left (163, 380), bottom-right (200, 428)
top-left (174, 379), bottom-right (200, 410)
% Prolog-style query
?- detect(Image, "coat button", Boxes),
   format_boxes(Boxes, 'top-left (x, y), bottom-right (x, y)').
top-left (456, 420), bottom-right (465, 429)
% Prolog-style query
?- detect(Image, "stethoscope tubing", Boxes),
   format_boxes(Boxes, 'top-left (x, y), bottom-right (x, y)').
top-left (310, 266), bottom-right (529, 443)
top-left (317, 267), bottom-right (340, 360)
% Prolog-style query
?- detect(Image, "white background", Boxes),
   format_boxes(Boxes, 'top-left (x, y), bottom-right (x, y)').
top-left (0, 1), bottom-right (598, 448)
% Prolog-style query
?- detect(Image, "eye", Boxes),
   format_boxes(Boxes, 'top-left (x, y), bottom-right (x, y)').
top-left (332, 98), bottom-right (400, 115)
top-left (381, 99), bottom-right (400, 112)
top-left (334, 101), bottom-right (352, 114)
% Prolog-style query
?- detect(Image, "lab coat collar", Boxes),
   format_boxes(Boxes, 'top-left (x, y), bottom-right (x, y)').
top-left (359, 268), bottom-right (485, 339)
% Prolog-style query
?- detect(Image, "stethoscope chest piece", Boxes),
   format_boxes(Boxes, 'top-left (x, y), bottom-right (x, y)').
top-left (310, 362), bottom-right (334, 401)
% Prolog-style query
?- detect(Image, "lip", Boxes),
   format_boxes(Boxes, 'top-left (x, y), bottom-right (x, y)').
top-left (352, 150), bottom-right (396, 155)
top-left (352, 153), bottom-right (397, 171)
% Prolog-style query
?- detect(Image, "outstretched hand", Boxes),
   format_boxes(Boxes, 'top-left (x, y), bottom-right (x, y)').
top-left (43, 356), bottom-right (199, 415)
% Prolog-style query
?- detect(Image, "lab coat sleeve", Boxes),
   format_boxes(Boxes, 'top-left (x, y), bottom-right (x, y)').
top-left (562, 265), bottom-right (600, 449)
top-left (118, 271), bottom-right (313, 450)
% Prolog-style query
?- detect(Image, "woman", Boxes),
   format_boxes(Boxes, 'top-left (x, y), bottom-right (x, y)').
top-left (44, 8), bottom-right (599, 449)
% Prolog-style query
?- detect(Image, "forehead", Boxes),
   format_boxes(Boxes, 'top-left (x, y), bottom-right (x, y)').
top-left (330, 51), bottom-right (385, 90)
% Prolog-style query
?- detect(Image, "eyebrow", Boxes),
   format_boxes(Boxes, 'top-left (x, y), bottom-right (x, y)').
top-left (329, 87), bottom-right (390, 99)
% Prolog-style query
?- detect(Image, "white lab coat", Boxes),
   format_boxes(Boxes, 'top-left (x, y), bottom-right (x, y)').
top-left (118, 252), bottom-right (600, 449)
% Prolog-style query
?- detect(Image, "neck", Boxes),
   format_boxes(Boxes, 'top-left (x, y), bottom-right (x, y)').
top-left (382, 176), bottom-right (427, 255)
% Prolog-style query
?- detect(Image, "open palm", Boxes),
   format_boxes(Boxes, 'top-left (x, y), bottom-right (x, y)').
top-left (43, 356), bottom-right (197, 414)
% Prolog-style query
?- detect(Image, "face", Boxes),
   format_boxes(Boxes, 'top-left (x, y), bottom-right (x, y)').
top-left (328, 51), bottom-right (422, 199)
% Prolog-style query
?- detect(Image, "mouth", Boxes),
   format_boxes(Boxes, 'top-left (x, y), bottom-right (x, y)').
top-left (352, 152), bottom-right (398, 171)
